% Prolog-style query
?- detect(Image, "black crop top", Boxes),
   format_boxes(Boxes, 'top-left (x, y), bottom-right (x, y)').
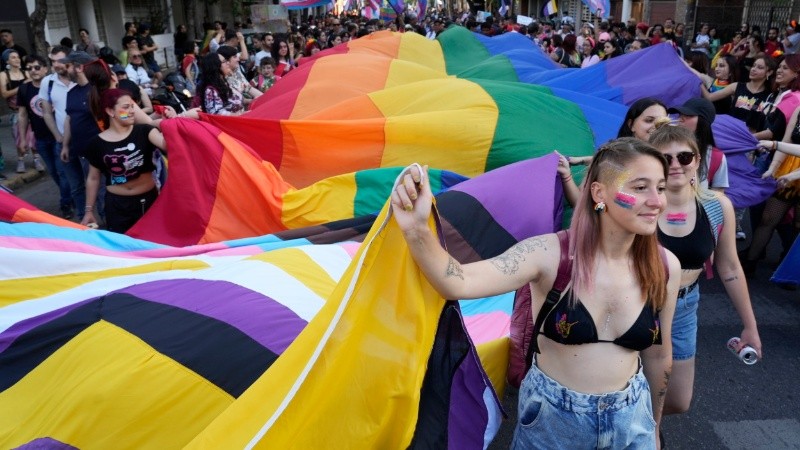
top-left (657, 202), bottom-right (715, 270)
top-left (541, 290), bottom-right (662, 351)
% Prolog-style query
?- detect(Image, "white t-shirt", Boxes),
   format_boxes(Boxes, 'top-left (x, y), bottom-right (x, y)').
top-left (38, 74), bottom-right (76, 134)
top-left (693, 34), bottom-right (710, 55)
top-left (700, 147), bottom-right (729, 190)
top-left (254, 50), bottom-right (271, 67)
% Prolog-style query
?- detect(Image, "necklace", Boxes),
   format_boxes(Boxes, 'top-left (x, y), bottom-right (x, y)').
top-left (603, 300), bottom-right (619, 332)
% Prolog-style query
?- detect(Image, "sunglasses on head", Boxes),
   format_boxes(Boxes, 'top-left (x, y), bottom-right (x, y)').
top-left (664, 151), bottom-right (695, 166)
top-left (26, 65), bottom-right (42, 71)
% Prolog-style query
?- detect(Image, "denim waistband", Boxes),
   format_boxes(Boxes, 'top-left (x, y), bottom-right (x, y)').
top-left (529, 357), bottom-right (648, 414)
top-left (677, 279), bottom-right (700, 299)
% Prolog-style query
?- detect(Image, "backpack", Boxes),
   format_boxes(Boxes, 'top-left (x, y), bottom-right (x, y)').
top-left (506, 230), bottom-right (671, 388)
top-left (699, 195), bottom-right (724, 278)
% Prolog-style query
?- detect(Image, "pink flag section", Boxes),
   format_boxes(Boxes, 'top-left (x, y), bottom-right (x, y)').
top-left (281, 0), bottom-right (332, 10)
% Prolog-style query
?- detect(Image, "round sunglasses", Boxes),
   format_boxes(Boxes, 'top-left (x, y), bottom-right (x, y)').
top-left (664, 151), bottom-right (695, 166)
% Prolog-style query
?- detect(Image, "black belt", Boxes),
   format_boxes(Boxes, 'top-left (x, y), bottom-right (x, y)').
top-left (677, 280), bottom-right (699, 299)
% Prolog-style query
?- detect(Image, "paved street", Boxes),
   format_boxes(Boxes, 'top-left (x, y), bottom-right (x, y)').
top-left (3, 119), bottom-right (799, 450)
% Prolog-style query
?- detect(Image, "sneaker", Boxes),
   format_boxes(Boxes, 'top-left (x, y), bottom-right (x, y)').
top-left (16, 160), bottom-right (25, 173)
top-left (736, 231), bottom-right (746, 240)
top-left (34, 156), bottom-right (45, 172)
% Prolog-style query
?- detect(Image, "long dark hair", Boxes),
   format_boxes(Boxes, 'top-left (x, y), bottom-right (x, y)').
top-left (617, 97), bottom-right (667, 138)
top-left (693, 115), bottom-right (715, 181)
top-left (197, 53), bottom-right (230, 112)
top-left (271, 36), bottom-right (291, 63)
top-left (84, 59), bottom-right (115, 129)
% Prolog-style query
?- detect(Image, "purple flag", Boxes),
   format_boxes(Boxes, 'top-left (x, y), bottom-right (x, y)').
top-left (712, 114), bottom-right (778, 208)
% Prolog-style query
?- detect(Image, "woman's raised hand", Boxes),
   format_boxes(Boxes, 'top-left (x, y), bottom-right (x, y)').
top-left (390, 164), bottom-right (432, 233)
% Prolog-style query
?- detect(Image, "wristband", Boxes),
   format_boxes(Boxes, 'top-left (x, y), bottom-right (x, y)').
top-left (772, 141), bottom-right (777, 151)
top-left (85, 205), bottom-right (93, 212)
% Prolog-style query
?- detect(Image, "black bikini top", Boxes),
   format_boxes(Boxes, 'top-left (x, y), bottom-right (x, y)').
top-left (540, 289), bottom-right (662, 351)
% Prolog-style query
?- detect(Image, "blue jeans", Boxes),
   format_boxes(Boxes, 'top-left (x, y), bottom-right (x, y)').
top-left (60, 153), bottom-right (86, 221)
top-left (79, 156), bottom-right (105, 220)
top-left (671, 283), bottom-right (700, 360)
top-left (35, 139), bottom-right (72, 210)
top-left (512, 358), bottom-right (656, 450)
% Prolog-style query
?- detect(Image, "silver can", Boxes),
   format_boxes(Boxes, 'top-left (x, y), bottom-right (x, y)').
top-left (727, 337), bottom-right (758, 365)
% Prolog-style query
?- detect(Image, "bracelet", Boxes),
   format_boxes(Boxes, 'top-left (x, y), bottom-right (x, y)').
top-left (561, 175), bottom-right (573, 183)
top-left (772, 141), bottom-right (778, 151)
top-left (85, 205), bottom-right (93, 212)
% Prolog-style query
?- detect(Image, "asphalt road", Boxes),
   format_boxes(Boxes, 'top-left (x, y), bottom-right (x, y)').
top-left (9, 174), bottom-right (800, 450)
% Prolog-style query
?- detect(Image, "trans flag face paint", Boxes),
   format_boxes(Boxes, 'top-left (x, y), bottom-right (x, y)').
top-left (614, 192), bottom-right (637, 209)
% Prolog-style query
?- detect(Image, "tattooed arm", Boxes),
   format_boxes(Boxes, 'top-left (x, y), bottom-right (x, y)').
top-left (392, 164), bottom-right (558, 300)
top-left (641, 250), bottom-right (680, 445)
top-left (712, 193), bottom-right (762, 358)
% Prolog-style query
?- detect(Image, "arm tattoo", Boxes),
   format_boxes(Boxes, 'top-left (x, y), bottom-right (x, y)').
top-left (445, 257), bottom-right (464, 280)
top-left (489, 238), bottom-right (546, 275)
top-left (657, 371), bottom-right (670, 399)
top-left (723, 275), bottom-right (739, 283)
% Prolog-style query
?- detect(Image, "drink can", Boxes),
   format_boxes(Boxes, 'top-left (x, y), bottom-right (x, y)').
top-left (727, 337), bottom-right (758, 365)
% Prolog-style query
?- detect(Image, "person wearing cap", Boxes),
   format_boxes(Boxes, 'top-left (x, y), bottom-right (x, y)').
top-left (61, 51), bottom-right (102, 221)
top-left (668, 98), bottom-right (729, 191)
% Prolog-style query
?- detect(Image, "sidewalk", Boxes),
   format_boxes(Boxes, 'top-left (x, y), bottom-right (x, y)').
top-left (0, 117), bottom-right (44, 191)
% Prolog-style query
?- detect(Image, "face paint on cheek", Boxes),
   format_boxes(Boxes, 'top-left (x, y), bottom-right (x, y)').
top-left (117, 110), bottom-right (132, 120)
top-left (666, 212), bottom-right (687, 225)
top-left (614, 192), bottom-right (637, 209)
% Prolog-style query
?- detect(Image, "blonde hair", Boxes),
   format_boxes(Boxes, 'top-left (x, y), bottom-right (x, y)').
top-left (648, 124), bottom-right (715, 202)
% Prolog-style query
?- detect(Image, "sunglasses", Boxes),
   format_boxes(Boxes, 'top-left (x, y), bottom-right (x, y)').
top-left (26, 65), bottom-right (42, 71)
top-left (664, 151), bottom-right (695, 166)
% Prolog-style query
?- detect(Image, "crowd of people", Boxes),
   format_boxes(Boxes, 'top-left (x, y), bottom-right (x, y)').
top-left (0, 10), bottom-right (797, 447)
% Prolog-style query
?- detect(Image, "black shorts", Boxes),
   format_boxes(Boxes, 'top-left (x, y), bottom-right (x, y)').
top-left (105, 186), bottom-right (158, 233)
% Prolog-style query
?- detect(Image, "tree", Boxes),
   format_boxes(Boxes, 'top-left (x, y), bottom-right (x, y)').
top-left (186, 0), bottom-right (198, 40)
top-left (29, 0), bottom-right (47, 56)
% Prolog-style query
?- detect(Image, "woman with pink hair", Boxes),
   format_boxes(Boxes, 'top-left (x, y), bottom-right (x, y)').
top-left (392, 138), bottom-right (680, 449)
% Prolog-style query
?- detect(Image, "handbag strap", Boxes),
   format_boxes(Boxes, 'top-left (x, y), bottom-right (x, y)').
top-left (527, 229), bottom-right (571, 359)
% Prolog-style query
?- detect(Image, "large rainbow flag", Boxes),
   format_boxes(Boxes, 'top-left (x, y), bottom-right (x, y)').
top-left (0, 26), bottom-right (788, 447)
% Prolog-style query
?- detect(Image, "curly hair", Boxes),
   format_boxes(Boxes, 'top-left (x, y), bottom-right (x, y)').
top-left (197, 52), bottom-right (231, 112)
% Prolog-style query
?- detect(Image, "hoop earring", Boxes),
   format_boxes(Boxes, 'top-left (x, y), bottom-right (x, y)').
top-left (594, 201), bottom-right (606, 213)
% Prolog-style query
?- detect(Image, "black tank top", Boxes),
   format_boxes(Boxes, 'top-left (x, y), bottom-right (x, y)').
top-left (657, 202), bottom-right (715, 270)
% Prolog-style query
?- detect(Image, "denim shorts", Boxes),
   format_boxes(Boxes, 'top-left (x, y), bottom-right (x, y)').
top-left (512, 357), bottom-right (656, 450)
top-left (671, 283), bottom-right (700, 360)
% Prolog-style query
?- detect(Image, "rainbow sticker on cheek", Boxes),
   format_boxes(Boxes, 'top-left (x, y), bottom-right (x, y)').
top-left (117, 110), bottom-right (132, 120)
top-left (614, 192), bottom-right (637, 209)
